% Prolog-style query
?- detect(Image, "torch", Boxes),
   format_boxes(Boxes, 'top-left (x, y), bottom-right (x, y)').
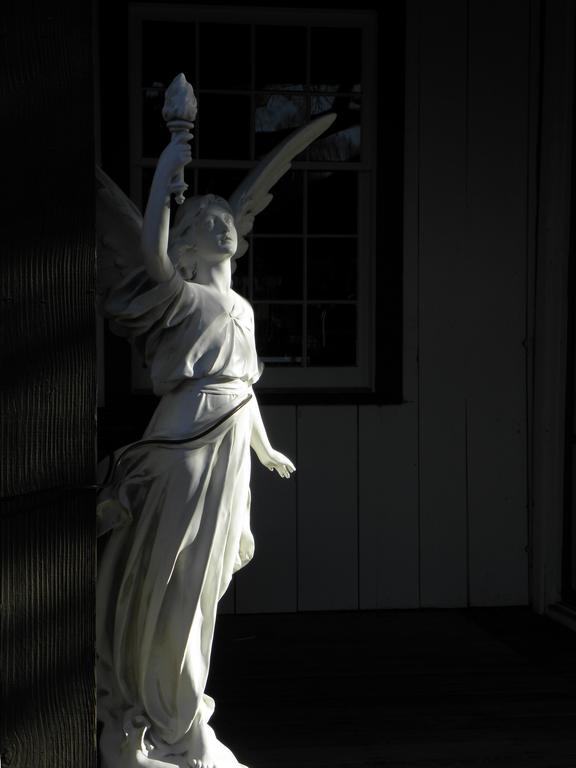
top-left (162, 73), bottom-right (198, 205)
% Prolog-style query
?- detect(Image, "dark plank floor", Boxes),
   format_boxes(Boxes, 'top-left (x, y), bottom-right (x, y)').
top-left (208, 608), bottom-right (576, 768)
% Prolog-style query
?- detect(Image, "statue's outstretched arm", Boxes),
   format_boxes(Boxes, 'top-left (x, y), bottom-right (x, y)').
top-left (249, 391), bottom-right (295, 479)
top-left (141, 135), bottom-right (191, 283)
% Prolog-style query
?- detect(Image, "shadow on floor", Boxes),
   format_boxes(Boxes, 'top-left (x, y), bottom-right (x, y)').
top-left (208, 608), bottom-right (576, 768)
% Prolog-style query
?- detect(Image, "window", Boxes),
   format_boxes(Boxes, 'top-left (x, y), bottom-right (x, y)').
top-left (128, 5), bottom-right (379, 393)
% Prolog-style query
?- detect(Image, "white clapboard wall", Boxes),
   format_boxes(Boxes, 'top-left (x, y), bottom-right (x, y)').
top-left (222, 0), bottom-right (535, 614)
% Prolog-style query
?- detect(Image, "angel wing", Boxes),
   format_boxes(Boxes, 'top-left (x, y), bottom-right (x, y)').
top-left (95, 112), bottom-right (336, 295)
top-left (228, 113), bottom-right (337, 262)
top-left (95, 165), bottom-right (144, 309)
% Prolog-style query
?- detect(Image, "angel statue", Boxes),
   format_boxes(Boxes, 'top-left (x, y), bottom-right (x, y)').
top-left (95, 73), bottom-right (335, 768)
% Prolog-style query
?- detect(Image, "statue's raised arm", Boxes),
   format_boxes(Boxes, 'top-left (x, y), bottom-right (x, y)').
top-left (140, 134), bottom-right (192, 283)
top-left (141, 74), bottom-right (196, 283)
top-left (95, 73), bottom-right (334, 768)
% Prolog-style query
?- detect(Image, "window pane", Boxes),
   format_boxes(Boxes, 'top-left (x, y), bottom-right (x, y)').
top-left (253, 238), bottom-right (303, 300)
top-left (307, 304), bottom-right (357, 366)
top-left (307, 171), bottom-right (358, 234)
top-left (142, 21), bottom-right (197, 87)
top-left (307, 238), bottom-right (357, 300)
top-left (232, 249), bottom-right (251, 299)
top-left (310, 27), bottom-right (362, 92)
top-left (308, 121), bottom-right (361, 163)
top-left (142, 87), bottom-right (170, 157)
top-left (197, 168), bottom-right (246, 199)
top-left (134, 12), bottom-right (374, 386)
top-left (253, 171), bottom-right (304, 234)
top-left (198, 23), bottom-right (251, 90)
top-left (142, 167), bottom-right (155, 207)
top-left (310, 89), bottom-right (340, 117)
top-left (255, 303), bottom-right (303, 364)
top-left (255, 93), bottom-right (307, 157)
top-left (197, 94), bottom-right (251, 159)
top-left (255, 25), bottom-right (307, 89)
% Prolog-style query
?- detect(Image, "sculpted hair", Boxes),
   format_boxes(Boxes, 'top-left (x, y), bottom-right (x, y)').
top-left (168, 194), bottom-right (233, 279)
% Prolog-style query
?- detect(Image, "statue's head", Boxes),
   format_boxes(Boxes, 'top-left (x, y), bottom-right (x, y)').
top-left (168, 194), bottom-right (237, 280)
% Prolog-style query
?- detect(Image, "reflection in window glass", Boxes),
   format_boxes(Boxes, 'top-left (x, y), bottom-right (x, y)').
top-left (308, 123), bottom-right (361, 163)
top-left (310, 89), bottom-right (338, 115)
top-left (255, 93), bottom-right (308, 157)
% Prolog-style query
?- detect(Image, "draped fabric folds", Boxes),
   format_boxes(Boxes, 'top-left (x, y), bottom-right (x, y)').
top-left (96, 270), bottom-right (260, 766)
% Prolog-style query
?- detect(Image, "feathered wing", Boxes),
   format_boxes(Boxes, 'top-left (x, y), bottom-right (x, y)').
top-left (95, 165), bottom-right (144, 310)
top-left (228, 113), bottom-right (337, 263)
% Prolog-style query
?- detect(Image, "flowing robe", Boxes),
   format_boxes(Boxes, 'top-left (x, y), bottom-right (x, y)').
top-left (96, 269), bottom-right (261, 763)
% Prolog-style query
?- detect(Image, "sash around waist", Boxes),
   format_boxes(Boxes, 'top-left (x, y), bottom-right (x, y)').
top-left (196, 378), bottom-right (252, 396)
top-left (143, 377), bottom-right (252, 441)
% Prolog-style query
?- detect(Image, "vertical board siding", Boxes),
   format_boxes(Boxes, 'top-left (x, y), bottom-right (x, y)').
top-left (465, 0), bottom-right (530, 605)
top-left (402, 0), bottom-right (421, 409)
top-left (359, 404), bottom-right (420, 608)
top-left (297, 406), bottom-right (358, 611)
top-left (236, 406), bottom-right (298, 613)
top-left (417, 0), bottom-right (470, 607)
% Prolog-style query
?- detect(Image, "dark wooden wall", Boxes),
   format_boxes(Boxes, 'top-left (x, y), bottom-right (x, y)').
top-left (0, 1), bottom-right (97, 766)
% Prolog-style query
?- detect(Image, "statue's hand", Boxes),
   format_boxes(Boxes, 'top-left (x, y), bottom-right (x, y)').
top-left (258, 448), bottom-right (296, 479)
top-left (157, 133), bottom-right (192, 184)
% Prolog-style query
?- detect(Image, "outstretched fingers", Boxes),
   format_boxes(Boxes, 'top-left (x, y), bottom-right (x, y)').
top-left (275, 463), bottom-right (295, 479)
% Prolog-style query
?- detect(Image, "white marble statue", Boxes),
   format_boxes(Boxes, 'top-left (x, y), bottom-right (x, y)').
top-left (95, 74), bottom-right (335, 768)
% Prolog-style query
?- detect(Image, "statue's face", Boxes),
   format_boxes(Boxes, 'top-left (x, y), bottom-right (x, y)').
top-left (192, 204), bottom-right (238, 264)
